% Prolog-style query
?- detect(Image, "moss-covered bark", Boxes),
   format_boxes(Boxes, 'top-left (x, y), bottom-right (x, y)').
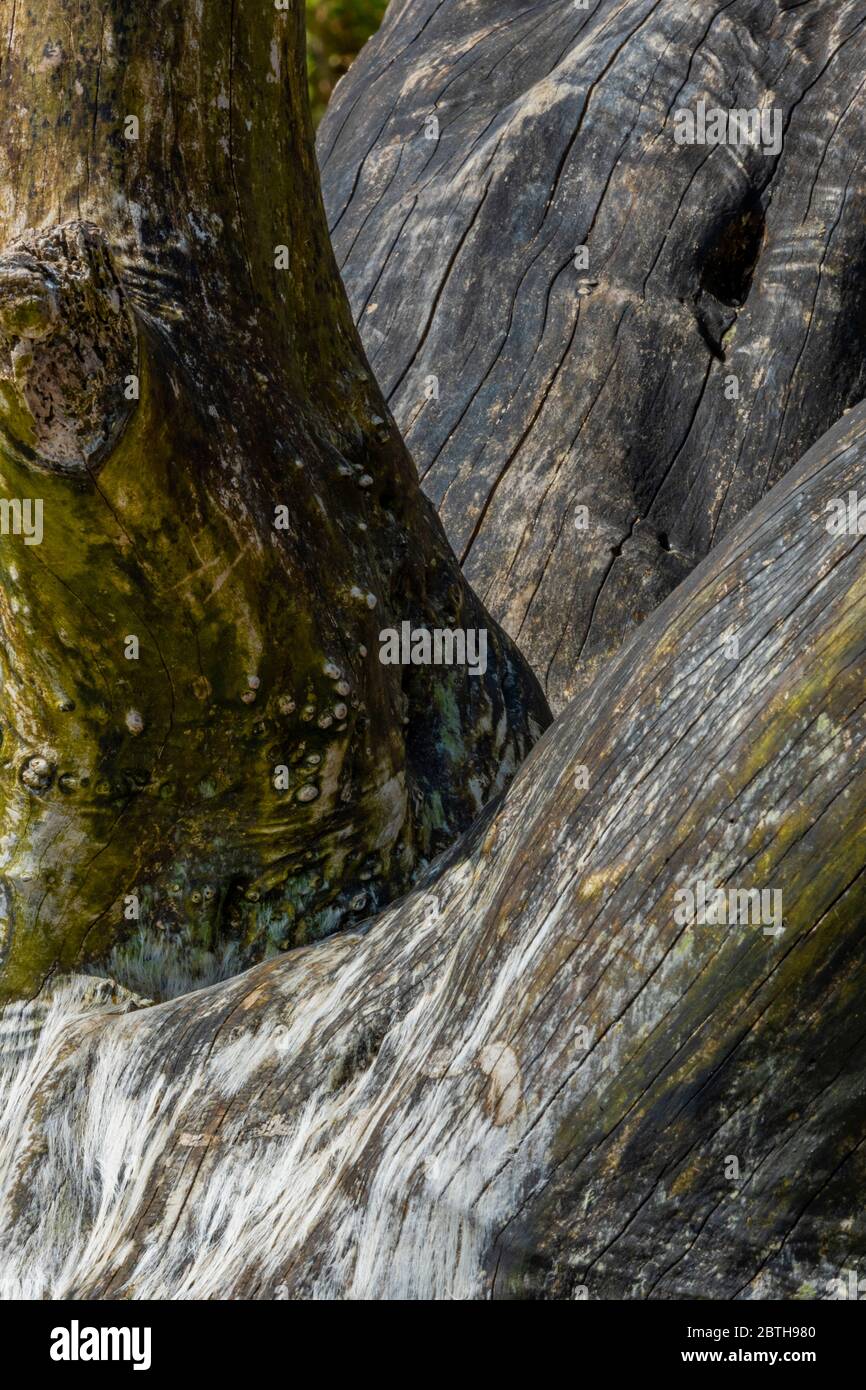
top-left (0, 0), bottom-right (549, 1002)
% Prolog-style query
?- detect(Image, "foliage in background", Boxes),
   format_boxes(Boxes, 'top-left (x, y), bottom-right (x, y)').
top-left (306, 0), bottom-right (388, 125)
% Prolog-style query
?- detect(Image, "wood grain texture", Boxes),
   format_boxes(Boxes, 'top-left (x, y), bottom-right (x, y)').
top-left (2, 400), bottom-right (864, 1299)
top-left (319, 0), bottom-right (866, 710)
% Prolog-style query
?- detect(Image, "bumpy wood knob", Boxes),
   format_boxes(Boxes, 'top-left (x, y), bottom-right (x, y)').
top-left (0, 221), bottom-right (138, 474)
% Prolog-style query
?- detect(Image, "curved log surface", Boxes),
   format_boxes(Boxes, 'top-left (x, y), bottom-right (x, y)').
top-left (0, 1), bottom-right (548, 1004)
top-left (319, 0), bottom-right (866, 710)
top-left (2, 401), bottom-right (864, 1299)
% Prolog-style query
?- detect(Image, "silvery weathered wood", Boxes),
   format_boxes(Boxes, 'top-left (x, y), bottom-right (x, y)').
top-left (2, 401), bottom-right (864, 1298)
top-left (320, 0), bottom-right (866, 710)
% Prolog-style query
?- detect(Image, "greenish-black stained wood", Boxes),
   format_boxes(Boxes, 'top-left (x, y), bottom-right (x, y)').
top-left (0, 0), bottom-right (549, 1002)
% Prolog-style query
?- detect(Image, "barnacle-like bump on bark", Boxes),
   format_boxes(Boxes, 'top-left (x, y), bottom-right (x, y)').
top-left (20, 755), bottom-right (55, 792)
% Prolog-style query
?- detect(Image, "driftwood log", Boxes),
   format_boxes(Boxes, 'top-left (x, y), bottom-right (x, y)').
top-left (0, 0), bottom-right (548, 1004)
top-left (319, 0), bottom-right (866, 710)
top-left (1, 400), bottom-right (864, 1299)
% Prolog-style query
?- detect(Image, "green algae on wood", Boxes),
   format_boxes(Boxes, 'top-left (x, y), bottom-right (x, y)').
top-left (0, 0), bottom-right (549, 1002)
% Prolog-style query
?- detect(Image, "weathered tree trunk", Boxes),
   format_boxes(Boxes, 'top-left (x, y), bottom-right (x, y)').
top-left (0, 1), bottom-right (549, 1003)
top-left (3, 401), bottom-right (864, 1299)
top-left (319, 0), bottom-right (866, 711)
